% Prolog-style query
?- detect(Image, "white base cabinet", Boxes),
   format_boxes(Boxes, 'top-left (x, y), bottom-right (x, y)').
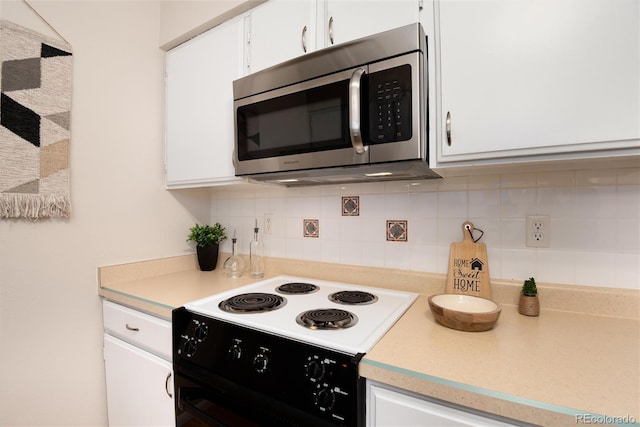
top-left (103, 300), bottom-right (174, 427)
top-left (367, 381), bottom-right (518, 427)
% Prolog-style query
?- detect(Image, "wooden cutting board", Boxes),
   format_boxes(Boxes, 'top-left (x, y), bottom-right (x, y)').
top-left (445, 222), bottom-right (492, 300)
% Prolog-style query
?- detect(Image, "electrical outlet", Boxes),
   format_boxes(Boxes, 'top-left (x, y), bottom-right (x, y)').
top-left (526, 215), bottom-right (550, 248)
top-left (264, 213), bottom-right (273, 234)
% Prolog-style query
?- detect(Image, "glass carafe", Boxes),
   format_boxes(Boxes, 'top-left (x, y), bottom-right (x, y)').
top-left (223, 235), bottom-right (244, 278)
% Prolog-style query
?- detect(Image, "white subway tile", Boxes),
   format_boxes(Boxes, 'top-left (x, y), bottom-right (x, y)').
top-left (501, 173), bottom-right (536, 189)
top-left (617, 185), bottom-right (640, 219)
top-left (574, 187), bottom-right (617, 219)
top-left (301, 238), bottom-right (322, 260)
top-left (536, 250), bottom-right (575, 284)
top-left (577, 169), bottom-right (617, 187)
top-left (501, 219), bottom-right (526, 249)
top-left (614, 253), bottom-right (640, 289)
top-left (409, 244), bottom-right (438, 273)
top-left (468, 190), bottom-right (500, 219)
top-left (537, 187), bottom-right (575, 219)
top-left (384, 241), bottom-right (411, 269)
top-left (500, 249), bottom-right (538, 282)
top-left (408, 218), bottom-right (438, 245)
top-left (340, 240), bottom-right (363, 265)
top-left (408, 192), bottom-right (438, 218)
top-left (501, 188), bottom-right (536, 219)
top-left (320, 240), bottom-right (341, 263)
top-left (618, 219), bottom-right (640, 254)
top-left (536, 171), bottom-right (576, 188)
top-left (438, 191), bottom-right (467, 219)
top-left (617, 167), bottom-right (640, 185)
top-left (468, 174), bottom-right (501, 190)
top-left (574, 252), bottom-right (618, 287)
top-left (437, 176), bottom-right (467, 192)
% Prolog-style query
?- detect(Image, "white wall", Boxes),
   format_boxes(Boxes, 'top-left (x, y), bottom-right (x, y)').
top-left (159, 0), bottom-right (263, 49)
top-left (0, 1), bottom-right (210, 425)
top-left (212, 168), bottom-right (640, 290)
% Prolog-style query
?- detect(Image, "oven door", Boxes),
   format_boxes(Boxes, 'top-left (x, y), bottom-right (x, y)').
top-left (174, 367), bottom-right (339, 427)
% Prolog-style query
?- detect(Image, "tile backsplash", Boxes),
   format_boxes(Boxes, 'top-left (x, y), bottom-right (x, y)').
top-left (211, 168), bottom-right (640, 289)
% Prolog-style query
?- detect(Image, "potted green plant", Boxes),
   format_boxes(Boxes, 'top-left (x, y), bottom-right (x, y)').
top-left (518, 277), bottom-right (540, 316)
top-left (187, 223), bottom-right (227, 271)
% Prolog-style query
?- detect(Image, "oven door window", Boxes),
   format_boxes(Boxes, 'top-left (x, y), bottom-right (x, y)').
top-left (177, 387), bottom-right (260, 427)
top-left (236, 78), bottom-right (352, 161)
top-left (175, 372), bottom-right (339, 427)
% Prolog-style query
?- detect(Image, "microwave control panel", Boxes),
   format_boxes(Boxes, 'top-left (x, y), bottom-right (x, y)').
top-left (368, 64), bottom-right (413, 143)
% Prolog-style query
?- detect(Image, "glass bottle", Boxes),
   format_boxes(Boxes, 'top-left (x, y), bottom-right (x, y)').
top-left (249, 219), bottom-right (264, 279)
top-left (223, 231), bottom-right (244, 278)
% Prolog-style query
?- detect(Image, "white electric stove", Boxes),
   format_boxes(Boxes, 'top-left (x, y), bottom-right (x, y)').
top-left (184, 275), bottom-right (418, 355)
top-left (173, 275), bottom-right (418, 426)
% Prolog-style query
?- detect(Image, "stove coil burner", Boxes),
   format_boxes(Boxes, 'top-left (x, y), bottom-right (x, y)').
top-left (296, 308), bottom-right (358, 330)
top-left (329, 290), bottom-right (378, 305)
top-left (276, 282), bottom-right (319, 295)
top-left (218, 293), bottom-right (286, 313)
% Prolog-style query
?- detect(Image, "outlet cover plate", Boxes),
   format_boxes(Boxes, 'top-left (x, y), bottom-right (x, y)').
top-left (526, 215), bottom-right (550, 248)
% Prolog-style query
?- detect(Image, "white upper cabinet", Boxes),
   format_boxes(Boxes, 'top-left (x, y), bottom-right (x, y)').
top-left (246, 0), bottom-right (317, 73)
top-left (165, 16), bottom-right (245, 188)
top-left (433, 0), bottom-right (640, 166)
top-left (247, 0), bottom-right (421, 73)
top-left (322, 0), bottom-right (421, 47)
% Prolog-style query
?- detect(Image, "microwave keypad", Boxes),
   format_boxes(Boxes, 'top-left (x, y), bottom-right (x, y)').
top-left (368, 65), bottom-right (412, 143)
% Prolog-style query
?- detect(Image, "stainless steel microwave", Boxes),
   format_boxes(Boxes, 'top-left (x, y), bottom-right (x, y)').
top-left (233, 23), bottom-right (440, 186)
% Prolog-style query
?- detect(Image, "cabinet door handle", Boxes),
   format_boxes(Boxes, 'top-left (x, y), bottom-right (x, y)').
top-left (328, 16), bottom-right (334, 45)
top-left (301, 25), bottom-right (307, 53)
top-left (446, 111), bottom-right (452, 146)
top-left (125, 323), bottom-right (139, 332)
top-left (165, 372), bottom-right (173, 398)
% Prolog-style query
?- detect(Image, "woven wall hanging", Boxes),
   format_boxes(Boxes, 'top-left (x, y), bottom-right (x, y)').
top-left (0, 19), bottom-right (72, 219)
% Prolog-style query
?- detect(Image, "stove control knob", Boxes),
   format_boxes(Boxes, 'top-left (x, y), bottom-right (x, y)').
top-left (306, 360), bottom-right (325, 383)
top-left (182, 339), bottom-right (197, 358)
top-left (194, 324), bottom-right (208, 342)
top-left (253, 349), bottom-right (270, 373)
top-left (228, 340), bottom-right (243, 361)
top-left (315, 387), bottom-right (336, 411)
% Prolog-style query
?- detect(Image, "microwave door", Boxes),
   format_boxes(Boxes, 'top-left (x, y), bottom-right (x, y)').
top-left (234, 67), bottom-right (370, 176)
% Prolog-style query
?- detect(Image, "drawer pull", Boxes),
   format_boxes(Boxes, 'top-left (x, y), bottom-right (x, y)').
top-left (125, 323), bottom-right (139, 332)
top-left (301, 25), bottom-right (307, 53)
top-left (328, 16), bottom-right (334, 45)
top-left (165, 372), bottom-right (173, 398)
top-left (446, 111), bottom-right (452, 146)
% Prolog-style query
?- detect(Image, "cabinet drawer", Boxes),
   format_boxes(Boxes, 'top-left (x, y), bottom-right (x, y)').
top-left (103, 300), bottom-right (172, 361)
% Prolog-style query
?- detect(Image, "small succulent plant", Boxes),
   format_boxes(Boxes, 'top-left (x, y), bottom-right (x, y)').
top-left (522, 277), bottom-right (538, 297)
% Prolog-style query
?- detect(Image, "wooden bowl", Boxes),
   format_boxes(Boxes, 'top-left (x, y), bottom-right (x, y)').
top-left (428, 294), bottom-right (502, 332)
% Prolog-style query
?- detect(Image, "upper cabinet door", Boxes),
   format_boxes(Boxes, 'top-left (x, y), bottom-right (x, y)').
top-left (323, 0), bottom-right (421, 47)
top-left (435, 0), bottom-right (640, 164)
top-left (247, 0), bottom-right (317, 73)
top-left (165, 16), bottom-right (244, 188)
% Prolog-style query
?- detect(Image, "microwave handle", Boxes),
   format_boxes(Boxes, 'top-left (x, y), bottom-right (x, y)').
top-left (349, 67), bottom-right (368, 155)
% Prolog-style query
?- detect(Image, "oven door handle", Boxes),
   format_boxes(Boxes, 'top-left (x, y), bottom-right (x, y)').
top-left (348, 67), bottom-right (368, 155)
top-left (181, 396), bottom-right (230, 427)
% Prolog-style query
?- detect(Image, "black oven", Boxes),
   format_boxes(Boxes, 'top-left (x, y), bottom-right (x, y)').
top-left (173, 307), bottom-right (365, 427)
